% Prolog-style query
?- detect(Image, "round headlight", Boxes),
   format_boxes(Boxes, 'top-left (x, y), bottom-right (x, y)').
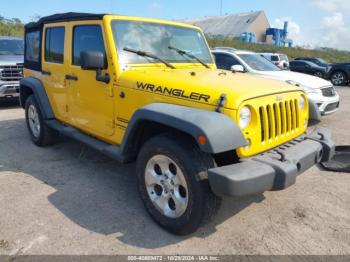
top-left (299, 95), bottom-right (306, 110)
top-left (239, 106), bottom-right (252, 130)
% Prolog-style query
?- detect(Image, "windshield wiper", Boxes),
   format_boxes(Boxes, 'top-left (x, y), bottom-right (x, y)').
top-left (123, 47), bottom-right (175, 69)
top-left (168, 46), bottom-right (210, 69)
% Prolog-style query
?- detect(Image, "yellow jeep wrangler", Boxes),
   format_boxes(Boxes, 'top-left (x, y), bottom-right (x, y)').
top-left (20, 13), bottom-right (335, 235)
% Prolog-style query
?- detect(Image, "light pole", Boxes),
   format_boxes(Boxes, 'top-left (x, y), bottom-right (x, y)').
top-left (220, 0), bottom-right (223, 16)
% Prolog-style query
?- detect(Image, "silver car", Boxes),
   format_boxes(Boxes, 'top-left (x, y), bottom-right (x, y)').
top-left (0, 36), bottom-right (24, 99)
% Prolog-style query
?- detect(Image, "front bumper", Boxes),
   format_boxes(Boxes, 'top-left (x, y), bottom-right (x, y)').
top-left (208, 127), bottom-right (335, 197)
top-left (0, 81), bottom-right (20, 98)
top-left (308, 91), bottom-right (340, 115)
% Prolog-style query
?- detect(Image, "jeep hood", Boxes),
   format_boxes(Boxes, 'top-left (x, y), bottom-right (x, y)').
top-left (255, 70), bottom-right (333, 90)
top-left (118, 68), bottom-right (303, 109)
top-left (0, 55), bottom-right (24, 66)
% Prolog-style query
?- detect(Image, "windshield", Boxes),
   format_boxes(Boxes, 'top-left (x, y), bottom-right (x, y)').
top-left (0, 39), bottom-right (24, 55)
top-left (316, 58), bottom-right (328, 66)
top-left (239, 54), bottom-right (281, 71)
top-left (111, 20), bottom-right (213, 65)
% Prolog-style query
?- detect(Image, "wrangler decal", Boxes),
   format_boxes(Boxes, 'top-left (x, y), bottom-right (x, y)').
top-left (136, 82), bottom-right (211, 103)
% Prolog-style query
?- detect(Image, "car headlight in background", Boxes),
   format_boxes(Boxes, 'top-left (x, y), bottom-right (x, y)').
top-left (239, 106), bottom-right (252, 130)
top-left (299, 95), bottom-right (306, 111)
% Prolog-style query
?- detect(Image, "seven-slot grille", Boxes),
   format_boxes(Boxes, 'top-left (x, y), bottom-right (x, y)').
top-left (321, 86), bottom-right (336, 97)
top-left (0, 64), bottom-right (23, 81)
top-left (259, 99), bottom-right (300, 143)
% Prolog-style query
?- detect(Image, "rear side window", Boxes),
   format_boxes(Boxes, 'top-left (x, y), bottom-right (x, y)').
top-left (291, 61), bottom-right (303, 66)
top-left (45, 27), bottom-right (65, 64)
top-left (271, 55), bottom-right (279, 61)
top-left (72, 25), bottom-right (106, 66)
top-left (25, 31), bottom-right (41, 62)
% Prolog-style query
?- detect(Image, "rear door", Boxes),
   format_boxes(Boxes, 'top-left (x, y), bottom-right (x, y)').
top-left (66, 21), bottom-right (115, 137)
top-left (41, 23), bottom-right (68, 121)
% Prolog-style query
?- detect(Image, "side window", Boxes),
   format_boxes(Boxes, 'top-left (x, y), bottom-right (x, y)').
top-left (25, 31), bottom-right (41, 62)
top-left (214, 53), bottom-right (241, 70)
top-left (45, 27), bottom-right (65, 64)
top-left (72, 25), bottom-right (106, 66)
top-left (271, 55), bottom-right (279, 62)
top-left (292, 62), bottom-right (301, 66)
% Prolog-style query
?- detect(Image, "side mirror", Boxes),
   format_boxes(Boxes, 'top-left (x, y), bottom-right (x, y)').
top-left (231, 65), bottom-right (245, 73)
top-left (80, 51), bottom-right (110, 84)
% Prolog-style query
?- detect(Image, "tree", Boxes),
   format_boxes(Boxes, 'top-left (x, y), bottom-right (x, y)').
top-left (0, 16), bottom-right (24, 37)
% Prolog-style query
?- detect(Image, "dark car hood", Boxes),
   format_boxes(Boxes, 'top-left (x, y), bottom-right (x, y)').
top-left (0, 55), bottom-right (24, 66)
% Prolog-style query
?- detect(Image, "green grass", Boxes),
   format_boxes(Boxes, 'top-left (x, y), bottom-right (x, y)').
top-left (207, 37), bottom-right (350, 64)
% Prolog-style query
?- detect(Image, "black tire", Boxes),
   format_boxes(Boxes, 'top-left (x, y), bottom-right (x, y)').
top-left (314, 71), bottom-right (323, 78)
top-left (136, 133), bottom-right (221, 235)
top-left (331, 71), bottom-right (347, 86)
top-left (25, 95), bottom-right (59, 146)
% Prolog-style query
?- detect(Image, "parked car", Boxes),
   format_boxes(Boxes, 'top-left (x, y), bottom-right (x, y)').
top-left (20, 12), bottom-right (335, 235)
top-left (0, 36), bottom-right (24, 99)
top-left (260, 52), bottom-right (289, 69)
top-left (212, 48), bottom-right (340, 115)
top-left (289, 60), bottom-right (329, 78)
top-left (295, 57), bottom-right (350, 86)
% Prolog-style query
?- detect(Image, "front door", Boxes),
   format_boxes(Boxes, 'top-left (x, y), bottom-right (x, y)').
top-left (67, 22), bottom-right (114, 137)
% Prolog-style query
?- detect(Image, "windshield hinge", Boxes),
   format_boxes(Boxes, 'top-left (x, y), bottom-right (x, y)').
top-left (215, 94), bottom-right (227, 113)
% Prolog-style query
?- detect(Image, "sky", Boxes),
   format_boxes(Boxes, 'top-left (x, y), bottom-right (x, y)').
top-left (1, 0), bottom-right (350, 50)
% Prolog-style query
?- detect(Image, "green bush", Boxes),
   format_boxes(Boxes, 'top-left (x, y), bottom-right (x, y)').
top-left (207, 36), bottom-right (350, 64)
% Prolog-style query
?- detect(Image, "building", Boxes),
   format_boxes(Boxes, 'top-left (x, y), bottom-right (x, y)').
top-left (183, 11), bottom-right (270, 42)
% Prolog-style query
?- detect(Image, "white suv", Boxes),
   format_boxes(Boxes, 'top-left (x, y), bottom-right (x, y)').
top-left (260, 52), bottom-right (289, 69)
top-left (212, 48), bottom-right (340, 115)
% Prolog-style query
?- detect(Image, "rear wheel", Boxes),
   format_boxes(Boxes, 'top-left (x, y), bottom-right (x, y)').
top-left (331, 71), bottom-right (347, 86)
top-left (136, 133), bottom-right (221, 235)
top-left (314, 71), bottom-right (323, 78)
top-left (25, 95), bottom-right (59, 146)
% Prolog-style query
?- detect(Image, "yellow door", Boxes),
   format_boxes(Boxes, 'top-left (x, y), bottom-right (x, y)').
top-left (41, 23), bottom-right (69, 121)
top-left (67, 21), bottom-right (115, 137)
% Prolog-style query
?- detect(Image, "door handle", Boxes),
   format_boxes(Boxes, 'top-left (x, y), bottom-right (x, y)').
top-left (65, 74), bottom-right (78, 81)
top-left (42, 70), bottom-right (51, 76)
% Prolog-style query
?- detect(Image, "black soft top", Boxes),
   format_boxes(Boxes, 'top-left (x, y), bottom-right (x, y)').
top-left (25, 12), bottom-right (106, 30)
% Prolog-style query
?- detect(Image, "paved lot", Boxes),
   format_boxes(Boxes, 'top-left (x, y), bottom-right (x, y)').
top-left (0, 88), bottom-right (349, 255)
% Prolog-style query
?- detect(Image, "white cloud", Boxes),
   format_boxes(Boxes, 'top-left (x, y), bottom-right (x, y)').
top-left (310, 0), bottom-right (350, 50)
top-left (312, 0), bottom-right (350, 12)
top-left (322, 12), bottom-right (344, 27)
top-left (319, 12), bottom-right (350, 50)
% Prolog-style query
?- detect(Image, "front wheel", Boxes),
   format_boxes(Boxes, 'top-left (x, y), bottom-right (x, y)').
top-left (25, 95), bottom-right (59, 146)
top-left (331, 71), bottom-right (347, 86)
top-left (136, 133), bottom-right (221, 235)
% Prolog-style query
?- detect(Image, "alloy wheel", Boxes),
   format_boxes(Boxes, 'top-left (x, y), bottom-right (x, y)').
top-left (144, 155), bottom-right (189, 218)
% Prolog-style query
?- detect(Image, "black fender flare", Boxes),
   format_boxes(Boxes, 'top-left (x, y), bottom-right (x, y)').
top-left (308, 99), bottom-right (321, 123)
top-left (120, 103), bottom-right (247, 156)
top-left (20, 77), bottom-right (54, 119)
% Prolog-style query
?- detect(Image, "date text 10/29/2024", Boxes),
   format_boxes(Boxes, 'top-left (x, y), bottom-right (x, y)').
top-left (128, 256), bottom-right (220, 261)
